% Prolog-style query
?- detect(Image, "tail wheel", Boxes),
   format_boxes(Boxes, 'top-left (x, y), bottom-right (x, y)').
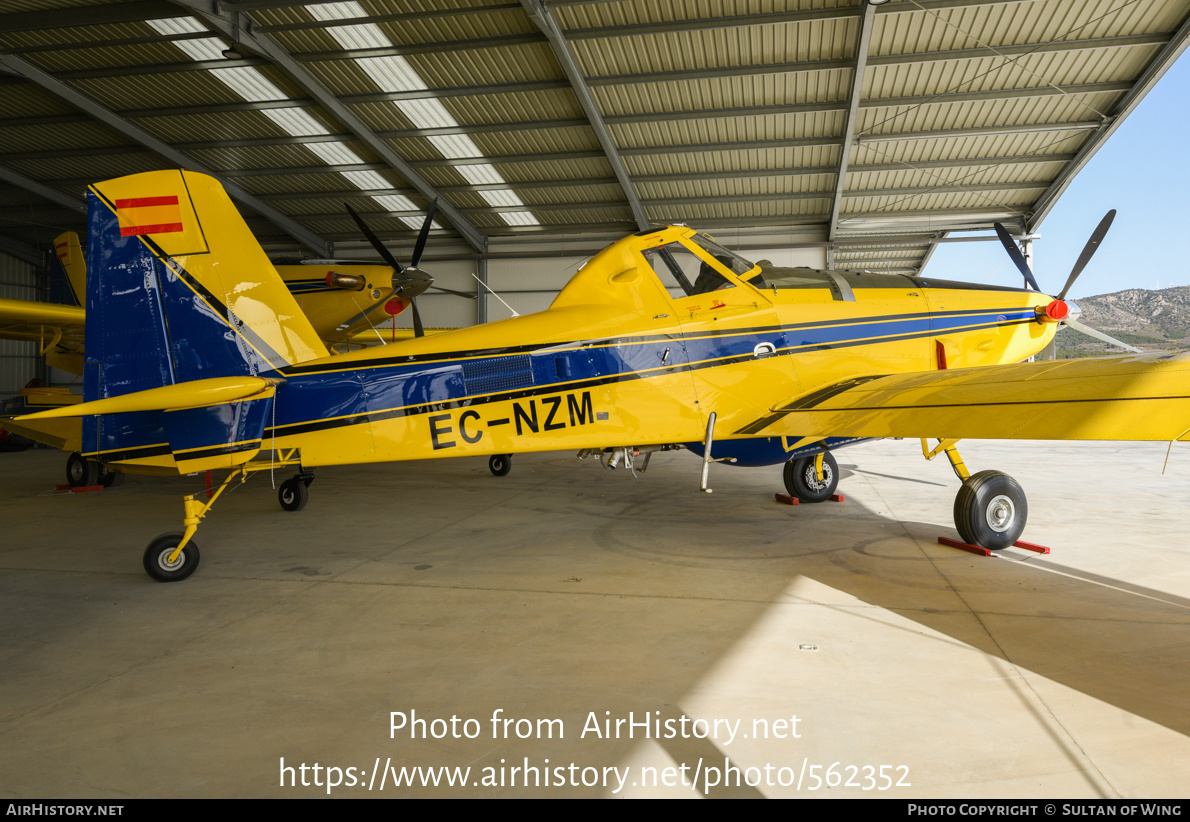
top-left (953, 470), bottom-right (1027, 549)
top-left (66, 452), bottom-right (99, 488)
top-left (783, 452), bottom-right (838, 502)
top-left (489, 454), bottom-right (512, 476)
top-left (143, 533), bottom-right (200, 582)
top-left (278, 478), bottom-right (309, 512)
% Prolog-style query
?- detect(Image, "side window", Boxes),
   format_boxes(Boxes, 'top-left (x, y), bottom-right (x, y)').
top-left (640, 242), bottom-right (736, 298)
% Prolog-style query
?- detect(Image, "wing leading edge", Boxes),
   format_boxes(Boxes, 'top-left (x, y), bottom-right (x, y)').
top-left (737, 353), bottom-right (1190, 442)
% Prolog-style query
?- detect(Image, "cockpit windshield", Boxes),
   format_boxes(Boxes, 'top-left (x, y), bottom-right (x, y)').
top-left (690, 234), bottom-right (758, 278)
top-left (640, 241), bottom-right (738, 297)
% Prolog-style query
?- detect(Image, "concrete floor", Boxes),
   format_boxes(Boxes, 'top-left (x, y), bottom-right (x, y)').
top-left (1, 439), bottom-right (1188, 798)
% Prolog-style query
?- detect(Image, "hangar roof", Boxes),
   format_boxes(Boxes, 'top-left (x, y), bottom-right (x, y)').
top-left (1, 0), bottom-right (1188, 274)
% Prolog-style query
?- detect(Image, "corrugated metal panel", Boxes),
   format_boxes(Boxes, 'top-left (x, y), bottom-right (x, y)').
top-left (8, 153), bottom-right (167, 183)
top-left (652, 199), bottom-right (830, 222)
top-left (593, 69), bottom-right (851, 116)
top-left (0, 122), bottom-right (133, 154)
top-left (0, 83), bottom-right (79, 118)
top-left (626, 144), bottom-right (840, 175)
top-left (0, 250), bottom-right (42, 400)
top-left (612, 109), bottom-right (846, 147)
top-left (873, 0), bottom-right (1183, 57)
top-left (848, 158), bottom-right (1070, 192)
top-left (639, 174), bottom-right (835, 199)
top-left (570, 17), bottom-right (859, 80)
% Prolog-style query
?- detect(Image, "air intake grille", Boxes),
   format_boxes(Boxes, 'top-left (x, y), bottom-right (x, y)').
top-left (462, 354), bottom-right (535, 396)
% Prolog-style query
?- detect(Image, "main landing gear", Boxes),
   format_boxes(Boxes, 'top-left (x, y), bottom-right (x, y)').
top-left (922, 439), bottom-right (1028, 550)
top-left (66, 452), bottom-right (125, 488)
top-left (953, 470), bottom-right (1027, 550)
top-left (783, 451), bottom-right (839, 503)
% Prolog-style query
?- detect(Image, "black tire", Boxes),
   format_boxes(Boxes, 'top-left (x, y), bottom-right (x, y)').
top-left (784, 452), bottom-right (839, 502)
top-left (278, 477), bottom-right (309, 511)
top-left (66, 452), bottom-right (99, 488)
top-left (100, 467), bottom-right (124, 487)
top-left (143, 533), bottom-right (200, 582)
top-left (953, 470), bottom-right (1027, 550)
top-left (489, 454), bottom-right (512, 477)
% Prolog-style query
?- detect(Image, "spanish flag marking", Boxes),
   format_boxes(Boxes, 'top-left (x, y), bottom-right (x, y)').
top-left (55, 242), bottom-right (69, 260)
top-left (115, 195), bottom-right (183, 237)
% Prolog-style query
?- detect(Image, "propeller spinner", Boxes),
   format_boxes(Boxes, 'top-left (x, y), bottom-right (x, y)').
top-left (993, 210), bottom-right (1139, 354)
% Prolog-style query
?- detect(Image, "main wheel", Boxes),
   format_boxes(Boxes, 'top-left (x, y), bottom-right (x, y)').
top-left (100, 466), bottom-right (125, 487)
top-left (489, 454), bottom-right (512, 476)
top-left (953, 470), bottom-right (1027, 550)
top-left (143, 533), bottom-right (200, 582)
top-left (278, 478), bottom-right (309, 511)
top-left (784, 452), bottom-right (839, 502)
top-left (66, 452), bottom-right (99, 488)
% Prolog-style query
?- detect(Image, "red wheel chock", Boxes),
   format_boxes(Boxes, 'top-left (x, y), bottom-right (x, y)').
top-left (56, 484), bottom-right (103, 493)
top-left (774, 493), bottom-right (845, 505)
top-left (938, 537), bottom-right (1050, 556)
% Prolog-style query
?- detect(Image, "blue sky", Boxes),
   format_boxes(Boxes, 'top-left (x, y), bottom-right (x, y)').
top-left (925, 51), bottom-right (1190, 299)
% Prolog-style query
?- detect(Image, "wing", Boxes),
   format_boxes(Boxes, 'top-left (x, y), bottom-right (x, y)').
top-left (736, 352), bottom-right (1190, 442)
top-left (0, 297), bottom-right (86, 374)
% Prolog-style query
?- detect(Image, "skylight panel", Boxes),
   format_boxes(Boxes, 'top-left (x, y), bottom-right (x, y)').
top-left (148, 16), bottom-right (423, 230)
top-left (261, 107), bottom-right (330, 136)
top-left (304, 1), bottom-right (540, 228)
top-left (306, 142), bottom-right (368, 167)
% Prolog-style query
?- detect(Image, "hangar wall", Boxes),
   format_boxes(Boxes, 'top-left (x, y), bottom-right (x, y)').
top-left (0, 249), bottom-right (43, 403)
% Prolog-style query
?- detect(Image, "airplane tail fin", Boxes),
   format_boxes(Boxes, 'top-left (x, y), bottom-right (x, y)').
top-left (84, 169), bottom-right (328, 403)
top-left (51, 231), bottom-right (87, 306)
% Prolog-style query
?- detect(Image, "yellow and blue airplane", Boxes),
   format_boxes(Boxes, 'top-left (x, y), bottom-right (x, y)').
top-left (9, 169), bottom-right (1190, 582)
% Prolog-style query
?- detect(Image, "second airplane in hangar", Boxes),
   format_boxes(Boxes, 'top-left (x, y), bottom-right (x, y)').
top-left (11, 169), bottom-right (1188, 581)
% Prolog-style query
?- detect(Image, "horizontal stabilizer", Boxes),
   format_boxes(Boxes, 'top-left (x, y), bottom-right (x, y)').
top-left (16, 376), bottom-right (279, 421)
top-left (0, 298), bottom-right (85, 328)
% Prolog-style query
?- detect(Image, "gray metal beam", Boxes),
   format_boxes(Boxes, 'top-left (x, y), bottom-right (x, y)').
top-left (168, 174), bottom-right (1042, 207)
top-left (868, 33), bottom-right (1168, 68)
top-left (171, 0), bottom-right (488, 254)
top-left (856, 121), bottom-right (1102, 143)
top-left (0, 0), bottom-right (184, 32)
top-left (0, 165), bottom-right (87, 214)
top-left (519, 0), bottom-right (649, 230)
top-left (296, 34), bottom-right (543, 62)
top-left (0, 53), bottom-right (332, 256)
top-left (828, 2), bottom-right (875, 242)
top-left (1028, 10), bottom-right (1190, 230)
top-left (254, 3), bottom-right (521, 33)
top-left (1, 80), bottom-right (1130, 131)
top-left (28, 28), bottom-right (1170, 84)
top-left (912, 232), bottom-right (947, 275)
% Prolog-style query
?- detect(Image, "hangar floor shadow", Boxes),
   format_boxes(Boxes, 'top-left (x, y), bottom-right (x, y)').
top-left (0, 439), bottom-right (1187, 798)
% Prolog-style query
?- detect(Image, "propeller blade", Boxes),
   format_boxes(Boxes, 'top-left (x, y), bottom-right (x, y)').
top-left (345, 203), bottom-right (403, 274)
top-left (410, 298), bottom-right (425, 338)
top-left (1063, 318), bottom-right (1141, 353)
top-left (993, 222), bottom-right (1041, 292)
top-left (410, 199), bottom-right (438, 269)
top-left (1058, 209), bottom-right (1116, 300)
top-left (430, 285), bottom-right (477, 299)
